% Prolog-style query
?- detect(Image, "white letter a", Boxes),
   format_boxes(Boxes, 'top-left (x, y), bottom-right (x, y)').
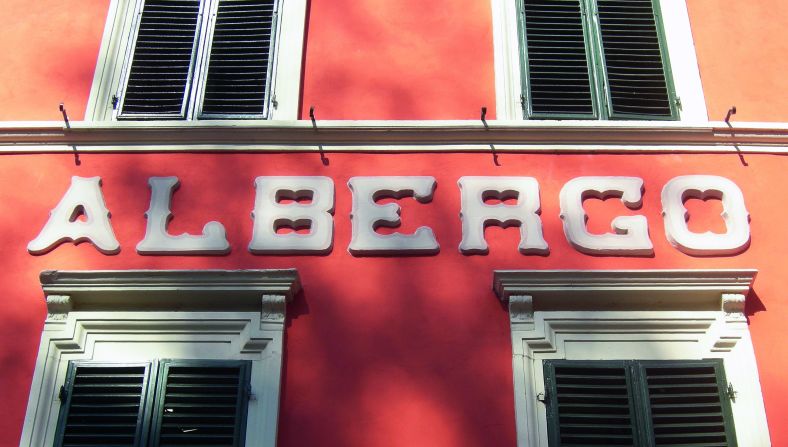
top-left (28, 176), bottom-right (120, 255)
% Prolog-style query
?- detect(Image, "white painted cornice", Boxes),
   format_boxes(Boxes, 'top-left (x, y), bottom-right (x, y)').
top-left (40, 269), bottom-right (301, 313)
top-left (0, 120), bottom-right (787, 154)
top-left (493, 269), bottom-right (757, 312)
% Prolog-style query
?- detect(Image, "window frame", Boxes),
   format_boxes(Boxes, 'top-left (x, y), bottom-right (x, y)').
top-left (492, 269), bottom-right (770, 447)
top-left (491, 0), bottom-right (707, 122)
top-left (86, 0), bottom-right (305, 121)
top-left (20, 269), bottom-right (300, 447)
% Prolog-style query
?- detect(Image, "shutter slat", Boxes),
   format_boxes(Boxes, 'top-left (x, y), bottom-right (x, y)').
top-left (597, 0), bottom-right (673, 118)
top-left (200, 0), bottom-right (276, 117)
top-left (121, 0), bottom-right (201, 117)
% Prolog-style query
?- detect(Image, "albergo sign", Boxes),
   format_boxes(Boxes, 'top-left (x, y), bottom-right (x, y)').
top-left (28, 175), bottom-right (750, 257)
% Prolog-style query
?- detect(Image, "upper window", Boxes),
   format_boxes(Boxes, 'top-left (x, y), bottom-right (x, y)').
top-left (120, 0), bottom-right (278, 119)
top-left (87, 0), bottom-right (306, 120)
top-left (518, 0), bottom-right (676, 120)
top-left (491, 0), bottom-right (707, 121)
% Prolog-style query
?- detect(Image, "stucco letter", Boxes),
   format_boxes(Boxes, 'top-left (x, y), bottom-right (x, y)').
top-left (458, 176), bottom-right (548, 255)
top-left (136, 176), bottom-right (230, 255)
top-left (348, 176), bottom-right (439, 255)
top-left (560, 176), bottom-right (653, 256)
top-left (249, 176), bottom-right (334, 254)
top-left (661, 175), bottom-right (750, 256)
top-left (28, 176), bottom-right (120, 255)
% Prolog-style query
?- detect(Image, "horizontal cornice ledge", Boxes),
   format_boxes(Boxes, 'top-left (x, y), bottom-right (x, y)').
top-left (0, 120), bottom-right (787, 153)
top-left (40, 269), bottom-right (301, 312)
top-left (493, 269), bottom-right (757, 312)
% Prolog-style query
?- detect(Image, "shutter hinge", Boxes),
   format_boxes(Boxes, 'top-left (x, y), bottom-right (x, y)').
top-left (727, 382), bottom-right (737, 402)
top-left (272, 94), bottom-right (278, 109)
top-left (674, 96), bottom-right (683, 110)
top-left (58, 385), bottom-right (68, 401)
top-left (536, 391), bottom-right (547, 403)
top-left (111, 95), bottom-right (119, 110)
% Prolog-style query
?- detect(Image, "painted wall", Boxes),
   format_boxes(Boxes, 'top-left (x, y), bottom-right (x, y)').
top-left (686, 0), bottom-right (788, 122)
top-left (1, 152), bottom-right (787, 445)
top-left (0, 0), bottom-right (787, 445)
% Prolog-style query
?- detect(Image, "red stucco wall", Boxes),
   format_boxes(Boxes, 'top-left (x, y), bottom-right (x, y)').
top-left (0, 0), bottom-right (787, 445)
top-left (299, 0), bottom-right (497, 120)
top-left (686, 0), bottom-right (788, 122)
top-left (1, 152), bottom-right (787, 445)
top-left (0, 0), bottom-right (108, 121)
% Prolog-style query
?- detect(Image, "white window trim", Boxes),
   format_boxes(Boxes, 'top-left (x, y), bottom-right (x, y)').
top-left (20, 269), bottom-right (300, 447)
top-left (85, 0), bottom-right (306, 121)
top-left (491, 0), bottom-right (708, 122)
top-left (493, 269), bottom-right (770, 447)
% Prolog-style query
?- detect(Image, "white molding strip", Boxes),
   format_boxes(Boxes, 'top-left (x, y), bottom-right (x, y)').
top-left (39, 269), bottom-right (301, 310)
top-left (0, 120), bottom-right (787, 154)
top-left (493, 269), bottom-right (757, 311)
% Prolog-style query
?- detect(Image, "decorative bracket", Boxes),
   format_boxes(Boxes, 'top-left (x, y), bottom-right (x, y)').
top-left (509, 295), bottom-right (534, 323)
top-left (722, 293), bottom-right (746, 316)
top-left (261, 294), bottom-right (287, 323)
top-left (46, 295), bottom-right (72, 321)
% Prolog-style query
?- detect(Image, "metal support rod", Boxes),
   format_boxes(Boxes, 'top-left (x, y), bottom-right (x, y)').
top-left (725, 106), bottom-right (737, 124)
top-left (59, 103), bottom-right (70, 129)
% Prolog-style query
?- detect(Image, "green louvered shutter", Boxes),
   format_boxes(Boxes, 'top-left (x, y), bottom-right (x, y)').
top-left (544, 361), bottom-right (638, 445)
top-left (595, 0), bottom-right (676, 119)
top-left (54, 362), bottom-right (155, 447)
top-left (521, 0), bottom-right (597, 118)
top-left (198, 0), bottom-right (277, 118)
top-left (544, 360), bottom-right (738, 446)
top-left (120, 0), bottom-right (204, 119)
top-left (149, 360), bottom-right (251, 446)
top-left (644, 361), bottom-right (738, 446)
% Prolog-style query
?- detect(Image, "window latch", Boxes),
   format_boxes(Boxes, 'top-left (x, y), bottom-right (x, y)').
top-left (727, 382), bottom-right (737, 402)
top-left (246, 384), bottom-right (256, 401)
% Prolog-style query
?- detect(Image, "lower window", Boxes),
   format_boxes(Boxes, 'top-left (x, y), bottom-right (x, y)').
top-left (55, 360), bottom-right (251, 447)
top-left (493, 269), bottom-right (770, 447)
top-left (21, 270), bottom-right (300, 447)
top-left (543, 359), bottom-right (737, 446)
